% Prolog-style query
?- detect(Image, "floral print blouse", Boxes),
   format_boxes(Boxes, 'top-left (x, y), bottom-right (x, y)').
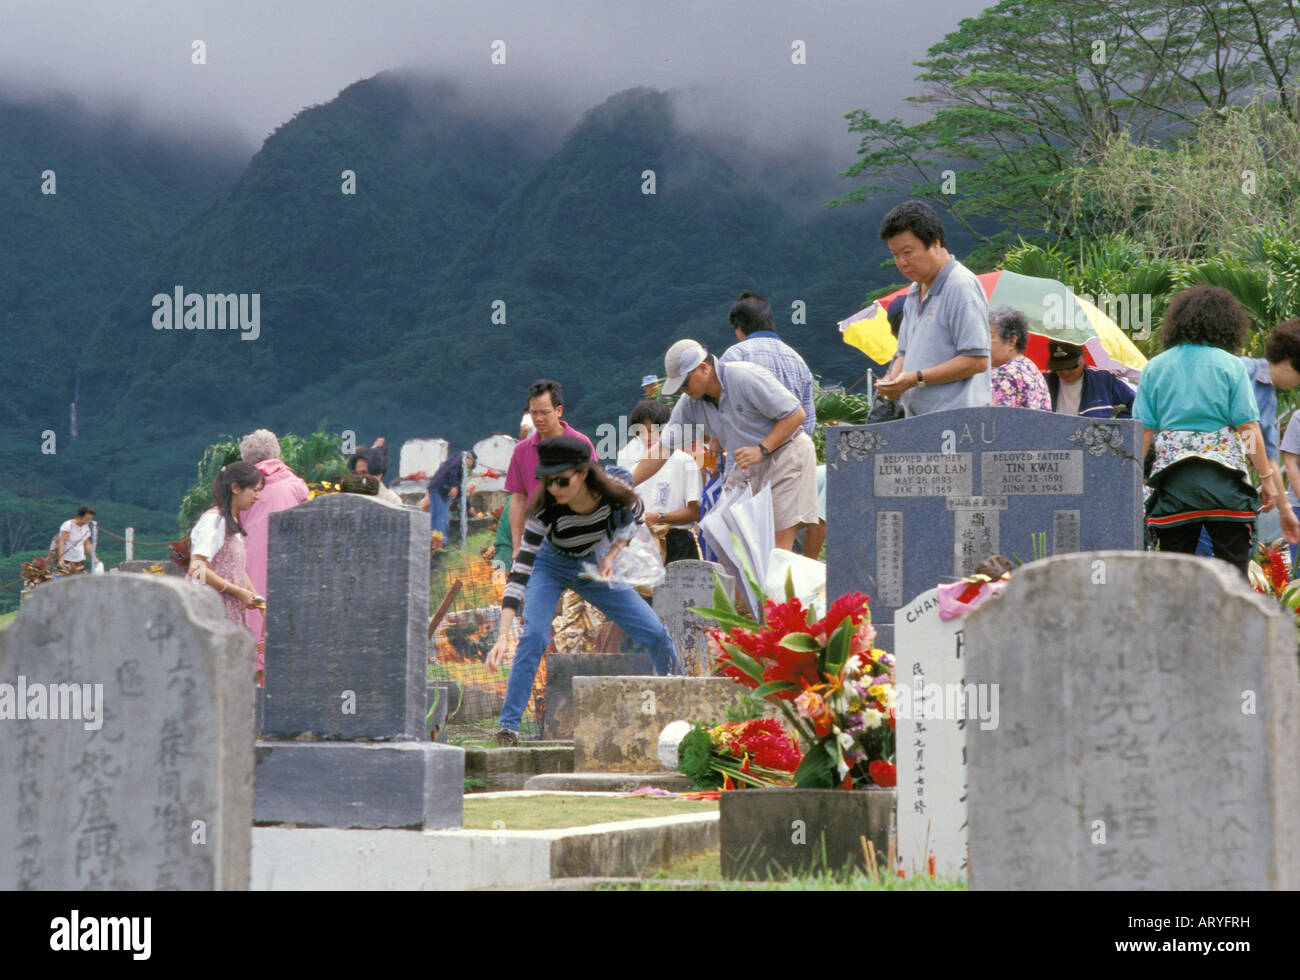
top-left (991, 354), bottom-right (1052, 410)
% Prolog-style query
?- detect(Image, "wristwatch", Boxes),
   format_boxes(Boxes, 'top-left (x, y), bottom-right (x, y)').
top-left (915, 371), bottom-right (926, 388)
top-left (759, 443), bottom-right (772, 458)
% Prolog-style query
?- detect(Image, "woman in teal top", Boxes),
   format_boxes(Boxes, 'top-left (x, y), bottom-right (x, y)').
top-left (1133, 286), bottom-right (1297, 574)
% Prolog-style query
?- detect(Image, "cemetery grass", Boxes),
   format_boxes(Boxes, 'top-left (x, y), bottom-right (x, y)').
top-left (640, 850), bottom-right (967, 890)
top-left (461, 794), bottom-right (718, 830)
top-left (0, 610), bottom-right (14, 629)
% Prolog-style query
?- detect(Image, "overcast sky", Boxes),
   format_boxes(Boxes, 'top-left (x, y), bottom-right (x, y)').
top-left (0, 0), bottom-right (991, 162)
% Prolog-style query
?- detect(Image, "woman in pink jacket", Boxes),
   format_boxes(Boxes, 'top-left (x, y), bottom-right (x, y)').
top-left (239, 429), bottom-right (309, 685)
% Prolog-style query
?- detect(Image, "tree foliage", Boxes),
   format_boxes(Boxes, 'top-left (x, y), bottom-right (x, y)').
top-left (835, 0), bottom-right (1300, 239)
top-left (176, 423), bottom-right (348, 534)
top-left (1056, 98), bottom-right (1300, 257)
top-left (1003, 225), bottom-right (1300, 360)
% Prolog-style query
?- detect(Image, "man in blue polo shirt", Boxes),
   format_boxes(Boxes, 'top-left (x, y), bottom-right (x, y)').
top-left (720, 291), bottom-right (816, 439)
top-left (874, 200), bottom-right (991, 415)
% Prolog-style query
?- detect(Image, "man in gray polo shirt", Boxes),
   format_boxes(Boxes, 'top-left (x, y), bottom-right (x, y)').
top-left (632, 340), bottom-right (819, 552)
top-left (874, 200), bottom-right (991, 415)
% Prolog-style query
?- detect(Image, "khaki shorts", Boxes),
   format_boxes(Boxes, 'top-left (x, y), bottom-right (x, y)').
top-left (731, 430), bottom-right (820, 530)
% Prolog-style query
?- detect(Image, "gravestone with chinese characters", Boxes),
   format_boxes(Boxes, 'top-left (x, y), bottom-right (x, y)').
top-left (961, 551), bottom-right (1300, 890)
top-left (654, 559), bottom-right (735, 676)
top-left (263, 493), bottom-right (427, 740)
top-left (893, 586), bottom-right (970, 880)
top-left (256, 493), bottom-right (463, 829)
top-left (0, 574), bottom-right (254, 890)
top-left (826, 408), bottom-right (1142, 650)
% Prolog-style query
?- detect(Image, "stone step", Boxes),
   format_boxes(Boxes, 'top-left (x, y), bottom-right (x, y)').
top-left (464, 744), bottom-right (574, 791)
top-left (252, 811), bottom-right (719, 888)
top-left (524, 771), bottom-right (692, 793)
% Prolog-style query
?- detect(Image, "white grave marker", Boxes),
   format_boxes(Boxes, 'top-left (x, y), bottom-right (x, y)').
top-left (894, 585), bottom-right (969, 879)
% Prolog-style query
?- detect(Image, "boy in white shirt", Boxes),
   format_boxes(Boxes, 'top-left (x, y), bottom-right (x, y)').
top-left (630, 399), bottom-right (702, 563)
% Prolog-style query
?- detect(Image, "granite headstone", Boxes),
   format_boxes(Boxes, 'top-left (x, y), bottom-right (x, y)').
top-left (655, 559), bottom-right (735, 676)
top-left (827, 408), bottom-right (1142, 649)
top-left (962, 551), bottom-right (1300, 890)
top-left (256, 494), bottom-right (463, 829)
top-left (263, 493), bottom-right (428, 740)
top-left (0, 575), bottom-right (254, 890)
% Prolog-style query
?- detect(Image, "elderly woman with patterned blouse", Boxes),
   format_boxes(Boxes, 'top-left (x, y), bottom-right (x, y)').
top-left (988, 306), bottom-right (1051, 410)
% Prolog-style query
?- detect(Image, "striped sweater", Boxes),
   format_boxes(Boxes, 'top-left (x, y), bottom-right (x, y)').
top-left (502, 500), bottom-right (638, 612)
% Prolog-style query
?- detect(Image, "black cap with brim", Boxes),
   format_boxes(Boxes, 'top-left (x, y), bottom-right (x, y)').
top-left (534, 435), bottom-right (592, 477)
top-left (1046, 341), bottom-right (1085, 371)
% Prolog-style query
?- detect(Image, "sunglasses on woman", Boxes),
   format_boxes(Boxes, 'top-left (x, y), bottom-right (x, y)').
top-left (545, 473), bottom-right (576, 489)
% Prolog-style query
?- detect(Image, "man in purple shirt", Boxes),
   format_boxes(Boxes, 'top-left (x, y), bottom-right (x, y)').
top-left (506, 379), bottom-right (597, 558)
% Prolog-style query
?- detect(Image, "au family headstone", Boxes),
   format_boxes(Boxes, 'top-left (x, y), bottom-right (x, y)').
top-left (257, 493), bottom-right (463, 829)
top-left (655, 559), bottom-right (735, 676)
top-left (962, 552), bottom-right (1300, 890)
top-left (827, 408), bottom-right (1142, 649)
top-left (0, 575), bottom-right (254, 889)
top-left (893, 586), bottom-right (973, 880)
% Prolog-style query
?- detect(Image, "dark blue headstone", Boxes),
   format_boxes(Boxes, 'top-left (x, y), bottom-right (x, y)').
top-left (263, 493), bottom-right (428, 740)
top-left (827, 408), bottom-right (1143, 648)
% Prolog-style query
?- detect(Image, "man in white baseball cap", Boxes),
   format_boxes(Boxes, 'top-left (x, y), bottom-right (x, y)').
top-left (636, 339), bottom-right (818, 551)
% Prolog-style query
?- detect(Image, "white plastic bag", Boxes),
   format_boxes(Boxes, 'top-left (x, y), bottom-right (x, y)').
top-left (580, 523), bottom-right (666, 589)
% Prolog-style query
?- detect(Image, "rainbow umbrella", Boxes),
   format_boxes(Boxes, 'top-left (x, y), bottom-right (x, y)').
top-left (839, 269), bottom-right (1147, 379)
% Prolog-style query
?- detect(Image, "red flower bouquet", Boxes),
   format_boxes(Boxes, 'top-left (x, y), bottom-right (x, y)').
top-left (695, 574), bottom-right (896, 789)
top-left (677, 718), bottom-right (801, 789)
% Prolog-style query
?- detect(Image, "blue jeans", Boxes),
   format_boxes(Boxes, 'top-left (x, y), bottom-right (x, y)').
top-left (498, 540), bottom-right (679, 731)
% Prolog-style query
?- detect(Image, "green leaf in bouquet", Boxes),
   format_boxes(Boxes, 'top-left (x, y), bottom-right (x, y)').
top-left (823, 616), bottom-right (856, 676)
top-left (778, 632), bottom-right (821, 652)
top-left (719, 641), bottom-right (765, 685)
top-left (678, 724), bottom-right (722, 789)
top-left (793, 742), bottom-right (836, 788)
top-left (1283, 579), bottom-right (1300, 612)
top-left (690, 606), bottom-right (759, 631)
top-left (730, 532), bottom-right (767, 611)
top-left (754, 680), bottom-right (798, 699)
top-left (712, 569), bottom-right (736, 615)
top-left (784, 567), bottom-right (796, 601)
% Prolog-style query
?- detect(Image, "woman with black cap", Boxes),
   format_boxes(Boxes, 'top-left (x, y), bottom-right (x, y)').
top-left (485, 435), bottom-right (679, 745)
